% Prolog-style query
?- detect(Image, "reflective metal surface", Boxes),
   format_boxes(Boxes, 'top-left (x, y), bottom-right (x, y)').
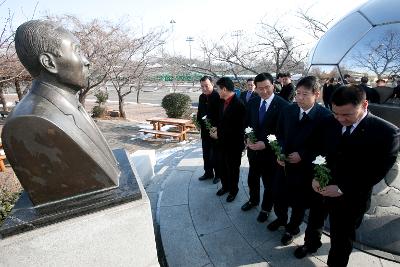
top-left (308, 0), bottom-right (400, 261)
top-left (2, 20), bottom-right (121, 206)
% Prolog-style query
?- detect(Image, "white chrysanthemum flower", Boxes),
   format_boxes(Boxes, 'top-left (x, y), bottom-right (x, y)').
top-left (245, 127), bottom-right (253, 134)
top-left (312, 155), bottom-right (326, 165)
top-left (202, 115), bottom-right (207, 120)
top-left (267, 135), bottom-right (277, 142)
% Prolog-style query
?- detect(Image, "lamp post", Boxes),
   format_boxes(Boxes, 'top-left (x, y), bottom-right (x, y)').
top-left (186, 36), bottom-right (194, 86)
top-left (170, 19), bottom-right (177, 92)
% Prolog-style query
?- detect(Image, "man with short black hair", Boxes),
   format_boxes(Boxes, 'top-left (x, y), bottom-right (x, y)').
top-left (240, 72), bottom-right (288, 222)
top-left (359, 76), bottom-right (379, 103)
top-left (211, 77), bottom-right (246, 202)
top-left (279, 72), bottom-right (295, 102)
top-left (197, 76), bottom-right (220, 184)
top-left (269, 76), bottom-right (331, 246)
top-left (295, 85), bottom-right (399, 266)
top-left (239, 78), bottom-right (258, 104)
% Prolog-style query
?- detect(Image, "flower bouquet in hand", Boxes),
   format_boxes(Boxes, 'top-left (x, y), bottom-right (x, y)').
top-left (202, 115), bottom-right (213, 131)
top-left (312, 155), bottom-right (332, 188)
top-left (267, 135), bottom-right (286, 161)
top-left (245, 127), bottom-right (257, 144)
top-left (191, 113), bottom-right (200, 130)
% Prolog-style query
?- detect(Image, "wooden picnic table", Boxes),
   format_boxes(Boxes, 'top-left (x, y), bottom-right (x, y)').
top-left (0, 140), bottom-right (6, 172)
top-left (140, 117), bottom-right (194, 141)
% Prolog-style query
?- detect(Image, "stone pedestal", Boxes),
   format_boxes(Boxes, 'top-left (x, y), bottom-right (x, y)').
top-left (0, 149), bottom-right (159, 266)
top-left (0, 191), bottom-right (158, 266)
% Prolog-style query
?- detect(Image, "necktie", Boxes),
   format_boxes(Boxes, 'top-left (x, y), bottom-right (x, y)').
top-left (343, 125), bottom-right (352, 137)
top-left (259, 100), bottom-right (267, 125)
top-left (300, 111), bottom-right (308, 123)
top-left (246, 91), bottom-right (252, 102)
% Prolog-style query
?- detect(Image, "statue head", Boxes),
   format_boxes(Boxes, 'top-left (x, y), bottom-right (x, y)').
top-left (15, 20), bottom-right (90, 92)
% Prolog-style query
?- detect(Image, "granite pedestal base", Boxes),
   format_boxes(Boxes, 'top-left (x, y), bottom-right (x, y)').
top-left (0, 148), bottom-right (141, 238)
top-left (0, 149), bottom-right (158, 266)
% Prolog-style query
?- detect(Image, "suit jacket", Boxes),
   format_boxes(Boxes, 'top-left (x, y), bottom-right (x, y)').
top-left (239, 90), bottom-right (258, 104)
top-left (323, 112), bottom-right (399, 204)
top-left (276, 103), bottom-right (332, 185)
top-left (279, 83), bottom-right (295, 102)
top-left (246, 94), bottom-right (289, 159)
top-left (197, 90), bottom-right (220, 138)
top-left (2, 81), bottom-right (120, 205)
top-left (217, 94), bottom-right (246, 152)
top-left (360, 84), bottom-right (380, 104)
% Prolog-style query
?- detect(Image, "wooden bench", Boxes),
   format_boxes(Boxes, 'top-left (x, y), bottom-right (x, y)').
top-left (0, 155), bottom-right (6, 172)
top-left (144, 117), bottom-right (193, 141)
top-left (139, 129), bottom-right (184, 141)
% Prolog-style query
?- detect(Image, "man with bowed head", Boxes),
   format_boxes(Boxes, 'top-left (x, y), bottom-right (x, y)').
top-left (270, 76), bottom-right (331, 246)
top-left (210, 77), bottom-right (245, 202)
top-left (197, 76), bottom-right (220, 184)
top-left (295, 85), bottom-right (399, 266)
top-left (240, 73), bottom-right (288, 222)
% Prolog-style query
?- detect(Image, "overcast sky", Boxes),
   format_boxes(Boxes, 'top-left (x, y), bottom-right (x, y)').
top-left (1, 0), bottom-right (367, 58)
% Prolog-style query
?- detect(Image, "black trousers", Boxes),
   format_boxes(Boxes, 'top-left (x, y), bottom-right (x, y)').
top-left (303, 192), bottom-right (328, 250)
top-left (219, 148), bottom-right (242, 195)
top-left (247, 151), bottom-right (276, 212)
top-left (273, 167), bottom-right (311, 234)
top-left (326, 196), bottom-right (368, 267)
top-left (201, 137), bottom-right (219, 178)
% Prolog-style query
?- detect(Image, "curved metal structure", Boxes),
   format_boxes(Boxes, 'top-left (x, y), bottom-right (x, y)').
top-left (307, 0), bottom-right (400, 262)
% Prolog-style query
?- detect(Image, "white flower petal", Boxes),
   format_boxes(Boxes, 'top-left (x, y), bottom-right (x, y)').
top-left (312, 155), bottom-right (326, 165)
top-left (267, 135), bottom-right (277, 142)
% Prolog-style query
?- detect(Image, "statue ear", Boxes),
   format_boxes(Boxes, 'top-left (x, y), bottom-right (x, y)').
top-left (39, 53), bottom-right (57, 74)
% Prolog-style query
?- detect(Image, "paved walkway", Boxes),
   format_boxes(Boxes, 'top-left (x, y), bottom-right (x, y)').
top-left (156, 141), bottom-right (398, 267)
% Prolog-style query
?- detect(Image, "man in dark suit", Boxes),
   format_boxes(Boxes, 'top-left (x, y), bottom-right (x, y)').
top-left (322, 77), bottom-right (339, 109)
top-left (240, 73), bottom-right (288, 222)
top-left (268, 76), bottom-right (331, 246)
top-left (211, 77), bottom-right (245, 202)
top-left (359, 76), bottom-right (379, 103)
top-left (279, 72), bottom-right (295, 102)
top-left (197, 76), bottom-right (221, 184)
top-left (295, 85), bottom-right (399, 266)
top-left (239, 78), bottom-right (258, 104)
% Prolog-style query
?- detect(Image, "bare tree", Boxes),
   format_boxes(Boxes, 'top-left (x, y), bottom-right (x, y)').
top-left (106, 26), bottom-right (165, 118)
top-left (351, 30), bottom-right (400, 79)
top-left (296, 6), bottom-right (333, 40)
top-left (256, 20), bottom-right (307, 74)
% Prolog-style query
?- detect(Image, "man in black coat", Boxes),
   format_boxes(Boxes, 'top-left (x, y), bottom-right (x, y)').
top-left (239, 78), bottom-right (258, 104)
top-left (197, 76), bottom-right (220, 184)
top-left (322, 77), bottom-right (339, 109)
top-left (211, 77), bottom-right (246, 202)
top-left (279, 72), bottom-right (295, 102)
top-left (359, 76), bottom-right (380, 104)
top-left (295, 85), bottom-right (399, 266)
top-left (268, 76), bottom-right (331, 246)
top-left (240, 73), bottom-right (289, 222)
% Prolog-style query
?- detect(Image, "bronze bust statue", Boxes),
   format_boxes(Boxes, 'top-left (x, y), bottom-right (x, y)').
top-left (2, 20), bottom-right (120, 205)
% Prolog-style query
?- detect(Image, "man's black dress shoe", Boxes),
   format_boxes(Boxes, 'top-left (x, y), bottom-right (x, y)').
top-left (212, 177), bottom-right (220, 184)
top-left (241, 201), bottom-right (258, 211)
top-left (199, 174), bottom-right (213, 181)
top-left (294, 245), bottom-right (319, 259)
top-left (281, 232), bottom-right (294, 246)
top-left (256, 211), bottom-right (269, 222)
top-left (267, 219), bottom-right (286, 231)
top-left (216, 188), bottom-right (228, 196)
top-left (226, 193), bottom-right (237, 202)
